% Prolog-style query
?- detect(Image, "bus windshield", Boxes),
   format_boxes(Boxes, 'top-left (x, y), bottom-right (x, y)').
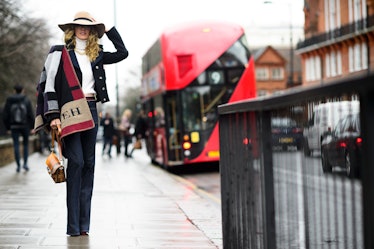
top-left (182, 36), bottom-right (250, 132)
top-left (182, 86), bottom-right (233, 131)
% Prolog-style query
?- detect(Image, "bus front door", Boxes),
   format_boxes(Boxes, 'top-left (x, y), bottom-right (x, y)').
top-left (166, 94), bottom-right (183, 165)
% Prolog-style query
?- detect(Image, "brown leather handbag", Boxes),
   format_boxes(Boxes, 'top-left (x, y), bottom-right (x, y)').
top-left (133, 139), bottom-right (142, 149)
top-left (45, 126), bottom-right (66, 183)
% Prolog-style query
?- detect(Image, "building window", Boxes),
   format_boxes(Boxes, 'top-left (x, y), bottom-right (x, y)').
top-left (326, 54), bottom-right (330, 77)
top-left (337, 51), bottom-right (342, 75)
top-left (271, 67), bottom-right (283, 80)
top-left (331, 51), bottom-right (337, 76)
top-left (349, 42), bottom-right (368, 72)
top-left (306, 55), bottom-right (322, 82)
top-left (362, 42), bottom-right (368, 69)
top-left (349, 46), bottom-right (354, 72)
top-left (325, 0), bottom-right (340, 31)
top-left (256, 67), bottom-right (269, 80)
top-left (349, 0), bottom-right (367, 23)
top-left (354, 43), bottom-right (361, 71)
top-left (325, 50), bottom-right (342, 78)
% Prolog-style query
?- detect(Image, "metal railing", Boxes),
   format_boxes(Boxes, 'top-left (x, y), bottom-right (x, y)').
top-left (218, 74), bottom-right (374, 249)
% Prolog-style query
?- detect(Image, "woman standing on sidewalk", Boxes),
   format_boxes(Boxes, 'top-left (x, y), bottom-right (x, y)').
top-left (34, 11), bottom-right (128, 236)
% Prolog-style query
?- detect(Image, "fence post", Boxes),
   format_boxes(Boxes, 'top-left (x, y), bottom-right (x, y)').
top-left (359, 90), bottom-right (374, 249)
top-left (259, 111), bottom-right (276, 249)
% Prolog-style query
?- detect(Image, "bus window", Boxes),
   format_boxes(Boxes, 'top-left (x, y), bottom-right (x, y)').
top-left (154, 107), bottom-right (165, 127)
top-left (182, 85), bottom-right (233, 132)
top-left (224, 37), bottom-right (251, 67)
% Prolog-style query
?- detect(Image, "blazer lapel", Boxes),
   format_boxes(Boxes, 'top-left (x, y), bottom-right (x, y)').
top-left (68, 50), bottom-right (80, 69)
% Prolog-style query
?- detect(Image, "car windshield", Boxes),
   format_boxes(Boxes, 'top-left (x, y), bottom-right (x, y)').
top-left (333, 113), bottom-right (361, 135)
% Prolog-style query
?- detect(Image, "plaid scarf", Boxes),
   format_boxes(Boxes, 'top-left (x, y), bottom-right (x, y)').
top-left (34, 45), bottom-right (94, 138)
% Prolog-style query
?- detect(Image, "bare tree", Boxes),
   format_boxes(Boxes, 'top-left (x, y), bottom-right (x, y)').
top-left (0, 0), bottom-right (51, 105)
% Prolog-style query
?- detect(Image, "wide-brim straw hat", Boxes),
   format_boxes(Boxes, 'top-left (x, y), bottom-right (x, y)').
top-left (58, 11), bottom-right (105, 38)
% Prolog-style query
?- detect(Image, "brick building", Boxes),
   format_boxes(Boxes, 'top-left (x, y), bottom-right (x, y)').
top-left (253, 46), bottom-right (302, 96)
top-left (297, 0), bottom-right (374, 85)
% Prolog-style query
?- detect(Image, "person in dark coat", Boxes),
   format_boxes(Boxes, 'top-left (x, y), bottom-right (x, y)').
top-left (2, 84), bottom-right (34, 172)
top-left (100, 112), bottom-right (115, 158)
top-left (129, 109), bottom-right (148, 157)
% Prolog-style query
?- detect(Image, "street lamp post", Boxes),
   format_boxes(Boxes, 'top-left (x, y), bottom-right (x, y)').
top-left (289, 5), bottom-right (294, 87)
top-left (264, 1), bottom-right (294, 87)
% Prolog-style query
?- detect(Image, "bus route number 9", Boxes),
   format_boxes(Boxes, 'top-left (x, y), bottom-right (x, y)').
top-left (208, 71), bottom-right (224, 85)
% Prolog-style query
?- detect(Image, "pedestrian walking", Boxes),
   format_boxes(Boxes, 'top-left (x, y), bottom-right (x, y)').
top-left (2, 84), bottom-right (34, 172)
top-left (112, 127), bottom-right (122, 156)
top-left (100, 112), bottom-right (115, 158)
top-left (33, 11), bottom-right (128, 237)
top-left (129, 109), bottom-right (148, 157)
top-left (119, 109), bottom-right (132, 158)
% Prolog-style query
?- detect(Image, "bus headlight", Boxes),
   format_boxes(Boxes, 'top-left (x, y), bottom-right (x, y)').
top-left (184, 150), bottom-right (191, 157)
top-left (183, 141), bottom-right (191, 150)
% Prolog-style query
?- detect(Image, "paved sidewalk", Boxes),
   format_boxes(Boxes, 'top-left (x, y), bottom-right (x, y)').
top-left (0, 144), bottom-right (222, 248)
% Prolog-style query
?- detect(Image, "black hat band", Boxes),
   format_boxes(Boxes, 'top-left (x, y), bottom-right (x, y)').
top-left (73, 17), bottom-right (93, 23)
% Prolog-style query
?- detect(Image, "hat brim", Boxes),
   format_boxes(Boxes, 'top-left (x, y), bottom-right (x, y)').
top-left (58, 21), bottom-right (105, 38)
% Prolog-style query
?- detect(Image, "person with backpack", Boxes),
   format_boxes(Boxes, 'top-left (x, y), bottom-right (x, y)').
top-left (2, 84), bottom-right (34, 172)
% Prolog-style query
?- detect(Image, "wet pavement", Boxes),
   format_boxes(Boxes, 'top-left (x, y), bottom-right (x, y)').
top-left (0, 143), bottom-right (222, 248)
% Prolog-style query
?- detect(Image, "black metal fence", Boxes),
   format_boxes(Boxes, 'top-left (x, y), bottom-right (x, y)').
top-left (218, 74), bottom-right (374, 249)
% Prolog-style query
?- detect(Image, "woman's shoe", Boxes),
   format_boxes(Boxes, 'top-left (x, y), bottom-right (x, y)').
top-left (80, 231), bottom-right (89, 236)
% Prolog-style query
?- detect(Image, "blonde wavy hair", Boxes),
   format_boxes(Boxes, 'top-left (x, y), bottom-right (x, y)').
top-left (123, 109), bottom-right (132, 118)
top-left (64, 26), bottom-right (101, 62)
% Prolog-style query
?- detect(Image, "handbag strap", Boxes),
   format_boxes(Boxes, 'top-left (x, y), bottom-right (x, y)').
top-left (51, 125), bottom-right (63, 161)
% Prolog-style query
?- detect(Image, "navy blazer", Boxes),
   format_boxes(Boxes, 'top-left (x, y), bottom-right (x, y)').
top-left (69, 27), bottom-right (128, 103)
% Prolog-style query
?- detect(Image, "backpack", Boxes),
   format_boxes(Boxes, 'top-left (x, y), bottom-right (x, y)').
top-left (10, 100), bottom-right (27, 125)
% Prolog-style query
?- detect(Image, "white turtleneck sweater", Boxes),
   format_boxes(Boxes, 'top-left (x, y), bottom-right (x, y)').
top-left (74, 38), bottom-right (96, 96)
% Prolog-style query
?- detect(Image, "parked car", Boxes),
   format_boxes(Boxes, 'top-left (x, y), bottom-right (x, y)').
top-left (303, 100), bottom-right (360, 156)
top-left (271, 117), bottom-right (303, 151)
top-left (320, 113), bottom-right (362, 178)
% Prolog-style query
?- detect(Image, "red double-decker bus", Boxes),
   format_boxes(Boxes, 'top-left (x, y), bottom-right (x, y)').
top-left (141, 21), bottom-right (256, 169)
